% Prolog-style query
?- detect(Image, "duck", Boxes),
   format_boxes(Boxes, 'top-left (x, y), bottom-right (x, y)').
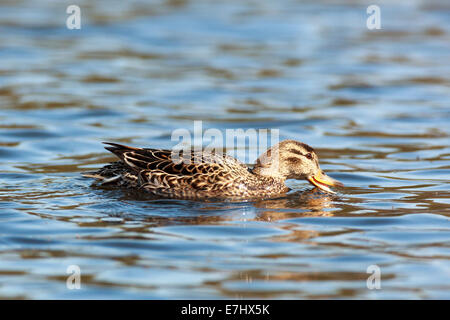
top-left (83, 140), bottom-right (343, 200)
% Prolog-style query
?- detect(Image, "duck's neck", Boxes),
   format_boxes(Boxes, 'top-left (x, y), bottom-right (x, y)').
top-left (251, 163), bottom-right (287, 181)
top-left (251, 145), bottom-right (288, 181)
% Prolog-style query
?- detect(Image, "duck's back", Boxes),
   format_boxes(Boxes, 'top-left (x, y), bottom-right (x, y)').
top-left (86, 143), bottom-right (283, 200)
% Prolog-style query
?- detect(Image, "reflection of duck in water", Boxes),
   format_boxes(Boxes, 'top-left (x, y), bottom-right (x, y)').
top-left (254, 189), bottom-right (337, 222)
top-left (83, 140), bottom-right (343, 200)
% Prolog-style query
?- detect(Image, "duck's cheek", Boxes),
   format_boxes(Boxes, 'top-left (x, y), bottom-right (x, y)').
top-left (288, 172), bottom-right (305, 180)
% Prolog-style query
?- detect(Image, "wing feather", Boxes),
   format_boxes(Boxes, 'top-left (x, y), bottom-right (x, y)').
top-left (103, 142), bottom-right (248, 177)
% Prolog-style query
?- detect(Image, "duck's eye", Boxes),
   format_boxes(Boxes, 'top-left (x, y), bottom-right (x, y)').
top-left (305, 153), bottom-right (312, 160)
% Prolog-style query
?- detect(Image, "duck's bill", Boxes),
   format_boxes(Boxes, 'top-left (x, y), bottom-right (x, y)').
top-left (307, 171), bottom-right (343, 193)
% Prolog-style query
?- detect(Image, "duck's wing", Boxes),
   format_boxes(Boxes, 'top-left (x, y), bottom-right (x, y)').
top-left (102, 142), bottom-right (249, 178)
top-left (102, 142), bottom-right (252, 198)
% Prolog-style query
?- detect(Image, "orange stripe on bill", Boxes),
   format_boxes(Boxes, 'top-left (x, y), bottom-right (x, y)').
top-left (307, 171), bottom-right (344, 193)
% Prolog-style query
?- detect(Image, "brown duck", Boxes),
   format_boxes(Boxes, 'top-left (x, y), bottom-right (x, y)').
top-left (83, 140), bottom-right (343, 200)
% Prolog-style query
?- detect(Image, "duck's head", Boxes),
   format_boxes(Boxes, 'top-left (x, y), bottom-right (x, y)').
top-left (252, 139), bottom-right (343, 193)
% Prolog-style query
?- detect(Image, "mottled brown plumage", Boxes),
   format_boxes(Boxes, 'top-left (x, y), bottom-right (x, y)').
top-left (83, 140), bottom-right (343, 200)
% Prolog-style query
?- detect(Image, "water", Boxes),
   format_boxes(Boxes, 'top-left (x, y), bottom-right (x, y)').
top-left (0, 0), bottom-right (449, 299)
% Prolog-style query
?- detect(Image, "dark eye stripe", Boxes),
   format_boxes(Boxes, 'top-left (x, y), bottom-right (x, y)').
top-left (288, 149), bottom-right (304, 156)
top-left (288, 149), bottom-right (313, 160)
